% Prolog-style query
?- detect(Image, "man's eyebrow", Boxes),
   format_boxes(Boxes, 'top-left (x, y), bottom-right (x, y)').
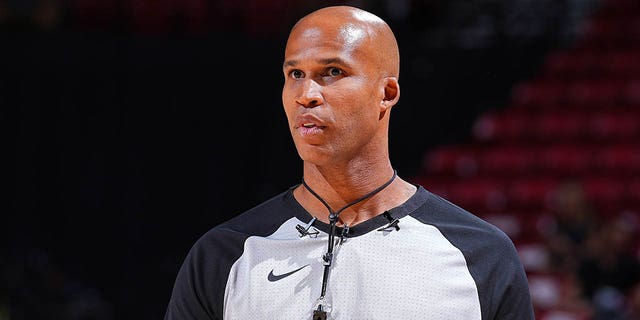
top-left (318, 58), bottom-right (346, 66)
top-left (283, 60), bottom-right (298, 68)
top-left (283, 58), bottom-right (347, 68)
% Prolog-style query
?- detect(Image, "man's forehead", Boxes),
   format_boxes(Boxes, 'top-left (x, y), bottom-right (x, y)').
top-left (339, 24), bottom-right (367, 48)
top-left (293, 22), bottom-right (369, 51)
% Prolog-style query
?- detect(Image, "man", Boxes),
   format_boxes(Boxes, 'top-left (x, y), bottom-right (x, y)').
top-left (164, 5), bottom-right (534, 320)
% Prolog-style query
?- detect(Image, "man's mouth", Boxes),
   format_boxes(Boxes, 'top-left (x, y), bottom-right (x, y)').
top-left (296, 122), bottom-right (326, 136)
top-left (294, 114), bottom-right (327, 136)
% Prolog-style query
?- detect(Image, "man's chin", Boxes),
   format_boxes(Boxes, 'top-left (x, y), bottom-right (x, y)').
top-left (296, 146), bottom-right (335, 166)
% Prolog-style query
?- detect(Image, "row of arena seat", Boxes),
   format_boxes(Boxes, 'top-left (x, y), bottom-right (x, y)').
top-left (541, 48), bottom-right (640, 79)
top-left (422, 143), bottom-right (640, 177)
top-left (416, 175), bottom-right (640, 216)
top-left (510, 78), bottom-right (640, 108)
top-left (473, 109), bottom-right (640, 142)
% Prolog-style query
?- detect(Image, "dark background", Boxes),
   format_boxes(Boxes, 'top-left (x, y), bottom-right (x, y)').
top-left (2, 0), bottom-right (596, 319)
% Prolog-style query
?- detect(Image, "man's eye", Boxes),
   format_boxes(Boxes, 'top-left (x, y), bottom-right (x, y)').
top-left (328, 67), bottom-right (342, 77)
top-left (291, 70), bottom-right (304, 79)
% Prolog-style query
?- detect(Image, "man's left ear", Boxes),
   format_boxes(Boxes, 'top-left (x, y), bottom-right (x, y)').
top-left (380, 77), bottom-right (400, 112)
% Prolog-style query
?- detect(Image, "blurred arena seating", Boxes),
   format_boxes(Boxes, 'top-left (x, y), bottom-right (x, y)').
top-left (412, 0), bottom-right (640, 318)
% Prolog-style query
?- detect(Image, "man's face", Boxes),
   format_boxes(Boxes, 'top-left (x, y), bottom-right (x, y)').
top-left (282, 20), bottom-right (385, 166)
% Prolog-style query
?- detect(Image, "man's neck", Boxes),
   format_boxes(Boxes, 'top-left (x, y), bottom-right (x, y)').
top-left (295, 160), bottom-right (416, 226)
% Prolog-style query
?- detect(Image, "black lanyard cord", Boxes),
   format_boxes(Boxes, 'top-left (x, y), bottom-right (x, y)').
top-left (301, 169), bottom-right (398, 312)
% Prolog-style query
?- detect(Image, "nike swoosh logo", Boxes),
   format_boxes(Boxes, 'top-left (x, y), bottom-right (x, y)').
top-left (267, 264), bottom-right (309, 282)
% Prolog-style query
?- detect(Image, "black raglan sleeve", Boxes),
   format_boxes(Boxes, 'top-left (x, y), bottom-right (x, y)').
top-left (490, 234), bottom-right (536, 320)
top-left (164, 227), bottom-right (247, 320)
top-left (164, 232), bottom-right (221, 320)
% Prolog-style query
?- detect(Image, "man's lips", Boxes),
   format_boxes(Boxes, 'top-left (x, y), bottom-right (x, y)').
top-left (296, 123), bottom-right (326, 129)
top-left (294, 114), bottom-right (327, 129)
top-left (294, 114), bottom-right (327, 136)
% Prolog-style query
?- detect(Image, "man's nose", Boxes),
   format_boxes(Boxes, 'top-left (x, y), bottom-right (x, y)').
top-left (296, 79), bottom-right (324, 108)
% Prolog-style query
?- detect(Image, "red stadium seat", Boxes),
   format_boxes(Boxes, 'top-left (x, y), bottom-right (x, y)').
top-left (422, 145), bottom-right (478, 178)
top-left (566, 79), bottom-right (626, 106)
top-left (593, 144), bottom-right (640, 174)
top-left (541, 50), bottom-right (601, 79)
top-left (511, 80), bottom-right (567, 109)
top-left (537, 145), bottom-right (594, 176)
top-left (508, 178), bottom-right (560, 210)
top-left (477, 145), bottom-right (537, 176)
top-left (445, 177), bottom-right (508, 213)
top-left (607, 49), bottom-right (640, 78)
top-left (588, 111), bottom-right (640, 141)
top-left (579, 176), bottom-right (627, 215)
top-left (625, 80), bottom-right (640, 105)
top-left (472, 111), bottom-right (530, 142)
top-left (625, 179), bottom-right (640, 207)
top-left (532, 112), bottom-right (589, 142)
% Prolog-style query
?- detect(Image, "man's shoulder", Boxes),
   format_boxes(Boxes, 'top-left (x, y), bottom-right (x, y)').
top-left (414, 186), bottom-right (526, 284)
top-left (412, 186), bottom-right (513, 246)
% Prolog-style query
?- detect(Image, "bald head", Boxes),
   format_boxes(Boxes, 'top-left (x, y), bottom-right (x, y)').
top-left (287, 6), bottom-right (400, 79)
